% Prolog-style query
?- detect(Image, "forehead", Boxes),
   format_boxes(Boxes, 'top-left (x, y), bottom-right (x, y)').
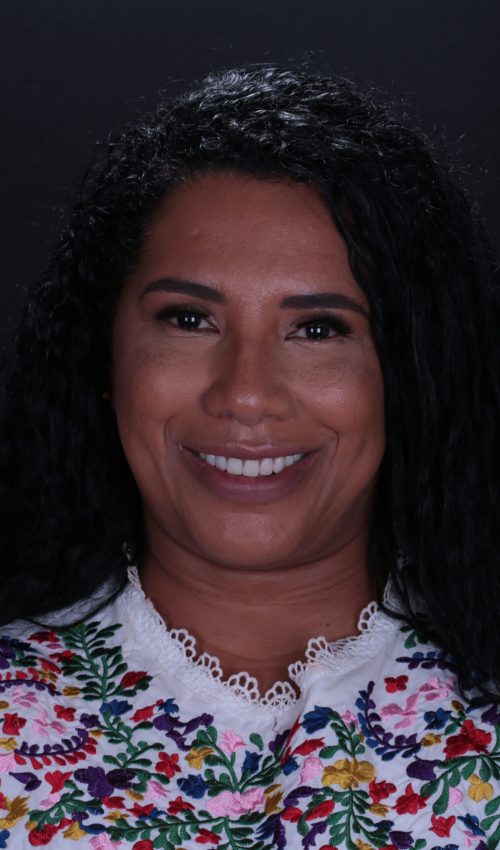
top-left (128, 172), bottom-right (366, 305)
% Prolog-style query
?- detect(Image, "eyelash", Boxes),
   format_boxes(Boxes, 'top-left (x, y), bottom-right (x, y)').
top-left (154, 305), bottom-right (352, 340)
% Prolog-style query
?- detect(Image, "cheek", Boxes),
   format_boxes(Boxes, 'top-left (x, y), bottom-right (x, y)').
top-left (301, 352), bottom-right (385, 433)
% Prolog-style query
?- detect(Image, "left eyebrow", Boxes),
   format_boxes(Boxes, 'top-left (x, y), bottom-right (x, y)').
top-left (280, 292), bottom-right (368, 317)
top-left (140, 278), bottom-right (225, 304)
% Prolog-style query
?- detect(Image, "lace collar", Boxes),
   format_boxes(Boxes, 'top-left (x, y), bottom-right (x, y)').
top-left (119, 566), bottom-right (399, 716)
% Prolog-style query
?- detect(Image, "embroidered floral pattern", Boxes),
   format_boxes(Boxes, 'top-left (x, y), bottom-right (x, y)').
top-left (0, 599), bottom-right (497, 848)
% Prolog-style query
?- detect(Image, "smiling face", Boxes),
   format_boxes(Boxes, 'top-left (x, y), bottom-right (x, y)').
top-left (111, 172), bottom-right (385, 572)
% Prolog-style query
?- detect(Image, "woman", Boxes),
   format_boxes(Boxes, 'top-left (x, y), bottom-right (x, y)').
top-left (0, 66), bottom-right (498, 849)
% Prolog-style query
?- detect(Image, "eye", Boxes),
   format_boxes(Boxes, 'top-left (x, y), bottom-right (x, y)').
top-left (154, 306), bottom-right (213, 331)
top-left (292, 314), bottom-right (352, 341)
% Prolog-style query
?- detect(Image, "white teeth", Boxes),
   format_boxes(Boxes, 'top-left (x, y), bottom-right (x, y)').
top-left (198, 452), bottom-right (304, 477)
top-left (273, 456), bottom-right (285, 474)
top-left (226, 458), bottom-right (243, 475)
top-left (242, 459), bottom-right (260, 477)
top-left (259, 458), bottom-right (274, 476)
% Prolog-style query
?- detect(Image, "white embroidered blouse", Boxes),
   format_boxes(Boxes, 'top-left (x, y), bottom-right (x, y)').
top-left (0, 567), bottom-right (497, 849)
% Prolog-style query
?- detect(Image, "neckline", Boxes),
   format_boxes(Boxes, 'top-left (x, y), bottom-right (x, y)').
top-left (119, 566), bottom-right (399, 715)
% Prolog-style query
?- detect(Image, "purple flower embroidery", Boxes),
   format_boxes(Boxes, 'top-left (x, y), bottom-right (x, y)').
top-left (406, 758), bottom-right (441, 780)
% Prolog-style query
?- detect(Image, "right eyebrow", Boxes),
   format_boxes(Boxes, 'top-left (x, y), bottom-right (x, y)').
top-left (139, 278), bottom-right (225, 304)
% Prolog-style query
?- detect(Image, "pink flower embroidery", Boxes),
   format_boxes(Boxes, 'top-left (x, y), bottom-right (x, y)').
top-left (341, 710), bottom-right (358, 727)
top-left (448, 786), bottom-right (464, 805)
top-left (0, 753), bottom-right (17, 773)
top-left (419, 677), bottom-right (455, 701)
top-left (300, 756), bottom-right (323, 783)
top-left (31, 707), bottom-right (66, 738)
top-left (381, 693), bottom-right (419, 729)
top-left (39, 790), bottom-right (63, 810)
top-left (206, 788), bottom-right (265, 816)
top-left (89, 834), bottom-right (123, 848)
top-left (144, 779), bottom-right (170, 802)
top-left (220, 730), bottom-right (246, 753)
top-left (10, 686), bottom-right (38, 708)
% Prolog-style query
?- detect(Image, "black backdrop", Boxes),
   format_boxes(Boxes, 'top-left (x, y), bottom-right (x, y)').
top-left (1, 0), bottom-right (499, 342)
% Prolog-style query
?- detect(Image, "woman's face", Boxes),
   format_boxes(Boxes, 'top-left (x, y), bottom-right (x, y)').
top-left (111, 173), bottom-right (385, 570)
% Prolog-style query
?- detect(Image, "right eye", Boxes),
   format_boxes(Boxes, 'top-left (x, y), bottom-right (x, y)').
top-left (154, 306), bottom-right (213, 331)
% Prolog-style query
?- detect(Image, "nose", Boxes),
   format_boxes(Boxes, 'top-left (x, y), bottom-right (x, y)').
top-left (201, 337), bottom-right (296, 426)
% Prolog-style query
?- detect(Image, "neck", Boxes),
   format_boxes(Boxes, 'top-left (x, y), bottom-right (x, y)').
top-left (139, 538), bottom-right (376, 695)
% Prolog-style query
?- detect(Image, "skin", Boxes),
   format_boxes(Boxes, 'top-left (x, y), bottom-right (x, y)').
top-left (111, 172), bottom-right (385, 694)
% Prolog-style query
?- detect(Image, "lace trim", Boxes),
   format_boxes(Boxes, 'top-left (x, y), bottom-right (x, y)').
top-left (121, 566), bottom-right (399, 713)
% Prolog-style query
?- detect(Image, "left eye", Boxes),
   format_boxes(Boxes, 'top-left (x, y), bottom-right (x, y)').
top-left (293, 316), bottom-right (351, 340)
top-left (155, 308), bottom-right (212, 330)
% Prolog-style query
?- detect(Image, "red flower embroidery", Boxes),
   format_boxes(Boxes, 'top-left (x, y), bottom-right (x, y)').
top-left (132, 842), bottom-right (154, 850)
top-left (394, 783), bottom-right (426, 815)
top-left (54, 705), bottom-right (76, 721)
top-left (156, 751), bottom-right (181, 778)
top-left (168, 795), bottom-right (195, 814)
top-left (50, 649), bottom-right (74, 661)
top-left (3, 712), bottom-right (26, 735)
top-left (28, 823), bottom-right (59, 845)
top-left (120, 671), bottom-right (148, 689)
top-left (102, 795), bottom-right (125, 808)
top-left (431, 813), bottom-right (456, 837)
top-left (305, 799), bottom-right (335, 820)
top-left (130, 802), bottom-right (155, 817)
top-left (30, 630), bottom-right (59, 645)
top-left (369, 779), bottom-right (396, 803)
top-left (282, 807), bottom-right (303, 822)
top-left (293, 738), bottom-right (325, 756)
top-left (195, 828), bottom-right (221, 845)
top-left (131, 702), bottom-right (160, 722)
top-left (384, 675), bottom-right (408, 693)
top-left (40, 659), bottom-right (60, 673)
top-left (45, 770), bottom-right (72, 792)
top-left (444, 719), bottom-right (492, 758)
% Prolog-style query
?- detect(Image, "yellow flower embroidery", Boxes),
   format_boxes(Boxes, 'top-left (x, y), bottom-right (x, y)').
top-left (322, 758), bottom-right (375, 789)
top-left (0, 737), bottom-right (17, 752)
top-left (126, 789), bottom-right (143, 801)
top-left (62, 686), bottom-right (81, 697)
top-left (0, 796), bottom-right (29, 830)
top-left (265, 791), bottom-right (283, 814)
top-left (468, 773), bottom-right (494, 802)
top-left (40, 671), bottom-right (57, 684)
top-left (186, 746), bottom-right (213, 769)
top-left (422, 733), bottom-right (442, 747)
top-left (62, 821), bottom-right (88, 840)
top-left (104, 810), bottom-right (129, 822)
top-left (355, 840), bottom-right (375, 850)
top-left (0, 702), bottom-right (9, 710)
top-left (369, 803), bottom-right (389, 816)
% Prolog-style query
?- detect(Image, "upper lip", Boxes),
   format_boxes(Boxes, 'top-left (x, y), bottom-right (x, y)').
top-left (182, 444), bottom-right (313, 461)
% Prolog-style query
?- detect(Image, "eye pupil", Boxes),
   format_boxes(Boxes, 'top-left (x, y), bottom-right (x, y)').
top-left (307, 324), bottom-right (331, 340)
top-left (179, 312), bottom-right (200, 329)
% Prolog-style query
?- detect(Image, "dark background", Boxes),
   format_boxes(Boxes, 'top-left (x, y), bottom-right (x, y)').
top-left (1, 0), bottom-right (499, 342)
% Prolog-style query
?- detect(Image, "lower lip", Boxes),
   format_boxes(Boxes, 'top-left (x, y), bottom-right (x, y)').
top-left (181, 448), bottom-right (317, 503)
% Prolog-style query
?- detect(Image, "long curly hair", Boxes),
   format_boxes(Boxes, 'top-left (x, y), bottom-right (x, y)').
top-left (1, 66), bottom-right (498, 698)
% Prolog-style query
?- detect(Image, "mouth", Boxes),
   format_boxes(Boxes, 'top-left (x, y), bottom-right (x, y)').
top-left (196, 451), bottom-right (305, 477)
top-left (181, 446), bottom-right (315, 503)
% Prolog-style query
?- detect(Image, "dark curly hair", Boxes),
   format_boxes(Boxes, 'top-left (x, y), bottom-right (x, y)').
top-left (1, 66), bottom-right (499, 698)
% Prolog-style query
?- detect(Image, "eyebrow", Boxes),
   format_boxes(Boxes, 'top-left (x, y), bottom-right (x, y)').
top-left (141, 278), bottom-right (225, 304)
top-left (140, 277), bottom-right (368, 317)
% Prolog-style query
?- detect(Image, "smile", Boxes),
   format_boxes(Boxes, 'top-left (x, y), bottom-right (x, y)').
top-left (197, 452), bottom-right (304, 477)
